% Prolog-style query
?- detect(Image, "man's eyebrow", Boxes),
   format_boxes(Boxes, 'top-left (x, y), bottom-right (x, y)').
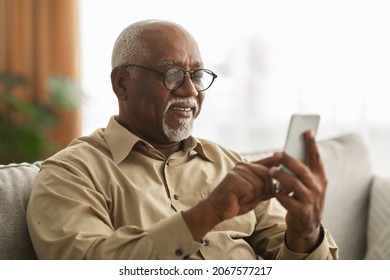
top-left (161, 60), bottom-right (178, 67)
top-left (193, 61), bottom-right (204, 68)
top-left (158, 60), bottom-right (204, 68)
top-left (153, 60), bottom-right (177, 69)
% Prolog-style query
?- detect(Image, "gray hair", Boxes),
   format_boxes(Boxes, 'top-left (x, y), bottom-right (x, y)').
top-left (111, 21), bottom-right (151, 69)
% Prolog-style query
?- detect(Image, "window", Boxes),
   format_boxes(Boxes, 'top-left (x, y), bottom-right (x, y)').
top-left (80, 0), bottom-right (390, 175)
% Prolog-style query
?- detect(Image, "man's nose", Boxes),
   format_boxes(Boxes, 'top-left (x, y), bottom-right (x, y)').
top-left (174, 76), bottom-right (198, 97)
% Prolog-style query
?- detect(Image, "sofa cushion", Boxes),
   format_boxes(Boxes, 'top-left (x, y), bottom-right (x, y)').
top-left (319, 134), bottom-right (372, 259)
top-left (364, 176), bottom-right (390, 259)
top-left (0, 162), bottom-right (41, 259)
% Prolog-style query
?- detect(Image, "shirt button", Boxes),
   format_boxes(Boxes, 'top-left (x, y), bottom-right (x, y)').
top-left (202, 239), bottom-right (209, 246)
top-left (175, 249), bottom-right (183, 256)
top-left (174, 194), bottom-right (180, 200)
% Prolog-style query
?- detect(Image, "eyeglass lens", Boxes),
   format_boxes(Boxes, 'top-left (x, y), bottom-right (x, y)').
top-left (164, 68), bottom-right (214, 91)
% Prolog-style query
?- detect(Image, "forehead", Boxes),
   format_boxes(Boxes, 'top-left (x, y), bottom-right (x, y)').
top-left (140, 23), bottom-right (203, 67)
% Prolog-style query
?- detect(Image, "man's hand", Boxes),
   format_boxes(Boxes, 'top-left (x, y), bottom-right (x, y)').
top-left (270, 130), bottom-right (327, 253)
top-left (206, 161), bottom-right (275, 221)
top-left (183, 156), bottom-right (279, 242)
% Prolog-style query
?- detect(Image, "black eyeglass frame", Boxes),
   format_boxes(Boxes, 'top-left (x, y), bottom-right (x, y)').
top-left (122, 63), bottom-right (217, 92)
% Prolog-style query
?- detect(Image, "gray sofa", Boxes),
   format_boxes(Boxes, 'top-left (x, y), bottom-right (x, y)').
top-left (1, 133), bottom-right (389, 259)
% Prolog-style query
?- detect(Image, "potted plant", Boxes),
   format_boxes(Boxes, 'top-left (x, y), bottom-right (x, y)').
top-left (0, 72), bottom-right (83, 164)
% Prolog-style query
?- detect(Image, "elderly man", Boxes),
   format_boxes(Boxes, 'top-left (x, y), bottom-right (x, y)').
top-left (26, 19), bottom-right (338, 259)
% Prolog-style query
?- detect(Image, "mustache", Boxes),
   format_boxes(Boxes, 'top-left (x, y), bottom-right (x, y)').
top-left (164, 97), bottom-right (199, 115)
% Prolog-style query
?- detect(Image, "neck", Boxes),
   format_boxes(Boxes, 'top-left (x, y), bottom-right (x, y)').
top-left (115, 116), bottom-right (184, 158)
top-left (150, 141), bottom-right (182, 158)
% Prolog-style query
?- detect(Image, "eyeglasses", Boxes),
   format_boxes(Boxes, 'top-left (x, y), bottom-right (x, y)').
top-left (122, 63), bottom-right (217, 92)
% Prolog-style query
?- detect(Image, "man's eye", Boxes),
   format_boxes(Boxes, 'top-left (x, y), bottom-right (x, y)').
top-left (165, 69), bottom-right (182, 80)
top-left (192, 71), bottom-right (204, 82)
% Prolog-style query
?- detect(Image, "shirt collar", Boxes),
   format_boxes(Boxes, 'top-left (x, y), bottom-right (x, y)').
top-left (104, 116), bottom-right (213, 164)
top-left (183, 136), bottom-right (213, 162)
top-left (104, 116), bottom-right (139, 164)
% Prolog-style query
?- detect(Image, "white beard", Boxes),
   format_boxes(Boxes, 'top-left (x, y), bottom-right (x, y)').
top-left (162, 97), bottom-right (198, 142)
top-left (162, 117), bottom-right (193, 142)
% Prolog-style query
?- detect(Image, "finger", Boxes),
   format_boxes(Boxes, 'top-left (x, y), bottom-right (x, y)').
top-left (275, 151), bottom-right (315, 191)
top-left (252, 153), bottom-right (282, 168)
top-left (246, 163), bottom-right (275, 197)
top-left (232, 163), bottom-right (263, 202)
top-left (233, 164), bottom-right (260, 194)
top-left (273, 179), bottom-right (312, 212)
top-left (275, 191), bottom-right (300, 210)
top-left (270, 166), bottom-right (309, 198)
top-left (304, 130), bottom-right (326, 178)
top-left (270, 166), bottom-right (293, 194)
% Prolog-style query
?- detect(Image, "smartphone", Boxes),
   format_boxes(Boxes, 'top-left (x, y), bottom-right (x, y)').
top-left (275, 114), bottom-right (320, 193)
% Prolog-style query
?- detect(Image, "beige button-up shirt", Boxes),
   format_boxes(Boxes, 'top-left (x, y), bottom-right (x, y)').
top-left (26, 116), bottom-right (338, 260)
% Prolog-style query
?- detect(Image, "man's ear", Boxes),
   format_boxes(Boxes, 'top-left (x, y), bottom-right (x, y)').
top-left (111, 67), bottom-right (128, 100)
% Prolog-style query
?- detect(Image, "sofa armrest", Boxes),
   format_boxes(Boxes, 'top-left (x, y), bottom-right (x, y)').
top-left (0, 162), bottom-right (41, 259)
top-left (365, 176), bottom-right (390, 259)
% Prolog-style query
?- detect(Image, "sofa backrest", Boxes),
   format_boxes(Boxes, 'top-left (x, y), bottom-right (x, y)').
top-left (0, 162), bottom-right (41, 259)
